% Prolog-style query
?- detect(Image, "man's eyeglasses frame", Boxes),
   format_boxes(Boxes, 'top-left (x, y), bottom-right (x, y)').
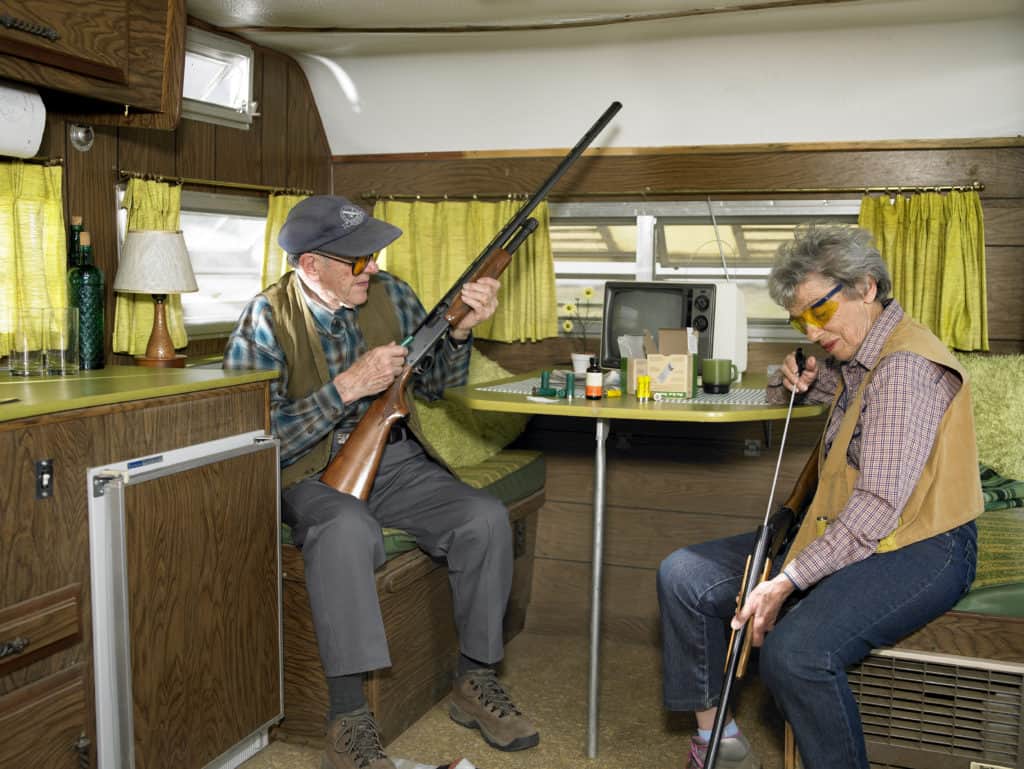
top-left (312, 251), bottom-right (374, 276)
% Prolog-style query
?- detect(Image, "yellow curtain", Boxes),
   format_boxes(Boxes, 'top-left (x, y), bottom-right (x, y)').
top-left (858, 190), bottom-right (988, 351)
top-left (374, 199), bottom-right (558, 342)
top-left (261, 193), bottom-right (307, 288)
top-left (113, 179), bottom-right (187, 354)
top-left (0, 161), bottom-right (66, 358)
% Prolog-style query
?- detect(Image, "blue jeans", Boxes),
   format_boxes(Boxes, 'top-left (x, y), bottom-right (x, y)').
top-left (657, 521), bottom-right (977, 769)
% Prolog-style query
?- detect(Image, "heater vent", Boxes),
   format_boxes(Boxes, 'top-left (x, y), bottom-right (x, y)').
top-left (849, 649), bottom-right (1023, 769)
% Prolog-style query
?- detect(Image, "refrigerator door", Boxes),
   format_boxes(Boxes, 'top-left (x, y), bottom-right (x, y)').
top-left (88, 431), bottom-right (281, 769)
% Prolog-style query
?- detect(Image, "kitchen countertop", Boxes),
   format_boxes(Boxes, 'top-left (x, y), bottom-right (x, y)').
top-left (0, 365), bottom-right (278, 422)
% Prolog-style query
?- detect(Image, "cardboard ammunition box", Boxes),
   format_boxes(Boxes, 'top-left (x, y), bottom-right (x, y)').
top-left (646, 328), bottom-right (698, 397)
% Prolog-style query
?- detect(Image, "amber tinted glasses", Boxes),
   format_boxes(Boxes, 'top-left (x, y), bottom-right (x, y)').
top-left (789, 283), bottom-right (844, 334)
top-left (313, 251), bottom-right (374, 275)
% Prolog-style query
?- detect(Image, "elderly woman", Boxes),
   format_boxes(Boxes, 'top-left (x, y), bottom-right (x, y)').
top-left (657, 225), bottom-right (981, 769)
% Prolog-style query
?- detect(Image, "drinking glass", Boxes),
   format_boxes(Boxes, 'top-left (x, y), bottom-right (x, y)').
top-left (46, 307), bottom-right (80, 375)
top-left (11, 308), bottom-right (46, 376)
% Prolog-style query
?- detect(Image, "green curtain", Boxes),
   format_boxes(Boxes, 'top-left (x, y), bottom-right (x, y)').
top-left (113, 179), bottom-right (187, 354)
top-left (858, 190), bottom-right (988, 351)
top-left (0, 161), bottom-right (66, 359)
top-left (261, 193), bottom-right (307, 288)
top-left (373, 199), bottom-right (558, 342)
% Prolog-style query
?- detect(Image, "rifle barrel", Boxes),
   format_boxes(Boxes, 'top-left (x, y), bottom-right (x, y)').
top-left (437, 101), bottom-right (622, 307)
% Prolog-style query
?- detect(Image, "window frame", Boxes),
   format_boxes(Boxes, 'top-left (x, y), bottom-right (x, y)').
top-left (549, 199), bottom-right (861, 342)
top-left (182, 26), bottom-right (256, 130)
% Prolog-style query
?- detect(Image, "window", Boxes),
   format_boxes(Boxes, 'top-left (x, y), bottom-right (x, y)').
top-left (178, 192), bottom-right (267, 337)
top-left (182, 27), bottom-right (255, 130)
top-left (116, 188), bottom-right (268, 338)
top-left (549, 200), bottom-right (860, 342)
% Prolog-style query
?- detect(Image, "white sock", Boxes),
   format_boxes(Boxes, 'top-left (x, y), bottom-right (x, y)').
top-left (698, 719), bottom-right (739, 742)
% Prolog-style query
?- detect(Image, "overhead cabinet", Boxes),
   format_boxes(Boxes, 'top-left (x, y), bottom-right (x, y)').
top-left (0, 0), bottom-right (186, 128)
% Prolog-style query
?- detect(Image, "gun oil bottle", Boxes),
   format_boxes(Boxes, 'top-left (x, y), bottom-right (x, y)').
top-left (585, 357), bottom-right (603, 400)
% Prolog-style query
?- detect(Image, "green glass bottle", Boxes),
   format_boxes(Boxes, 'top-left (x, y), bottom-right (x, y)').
top-left (68, 230), bottom-right (105, 369)
top-left (68, 214), bottom-right (83, 269)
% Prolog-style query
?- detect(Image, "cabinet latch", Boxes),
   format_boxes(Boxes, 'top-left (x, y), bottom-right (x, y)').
top-left (92, 472), bottom-right (126, 498)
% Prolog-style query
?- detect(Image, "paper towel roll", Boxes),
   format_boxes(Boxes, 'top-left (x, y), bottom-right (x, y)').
top-left (0, 80), bottom-right (46, 159)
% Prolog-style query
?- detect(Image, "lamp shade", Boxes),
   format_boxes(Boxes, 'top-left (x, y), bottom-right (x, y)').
top-left (114, 230), bottom-right (198, 294)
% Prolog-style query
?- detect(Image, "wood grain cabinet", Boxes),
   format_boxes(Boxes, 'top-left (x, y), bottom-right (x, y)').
top-left (0, 381), bottom-right (279, 768)
top-left (0, 0), bottom-right (186, 128)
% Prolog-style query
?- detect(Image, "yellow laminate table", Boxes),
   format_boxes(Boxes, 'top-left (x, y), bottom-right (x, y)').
top-left (445, 371), bottom-right (827, 758)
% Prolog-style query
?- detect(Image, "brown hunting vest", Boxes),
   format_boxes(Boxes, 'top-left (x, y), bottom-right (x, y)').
top-left (784, 315), bottom-right (983, 568)
top-left (264, 270), bottom-right (444, 489)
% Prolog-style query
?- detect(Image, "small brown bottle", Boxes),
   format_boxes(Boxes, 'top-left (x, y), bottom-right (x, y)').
top-left (585, 357), bottom-right (603, 400)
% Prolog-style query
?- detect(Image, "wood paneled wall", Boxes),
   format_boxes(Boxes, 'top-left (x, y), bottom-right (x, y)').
top-left (333, 139), bottom-right (1024, 644)
top-left (34, 30), bottom-right (332, 364)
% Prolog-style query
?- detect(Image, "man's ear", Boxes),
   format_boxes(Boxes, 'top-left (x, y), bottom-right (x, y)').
top-left (297, 251), bottom-right (319, 277)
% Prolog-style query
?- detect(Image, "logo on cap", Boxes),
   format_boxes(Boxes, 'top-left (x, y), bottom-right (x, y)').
top-left (340, 205), bottom-right (366, 232)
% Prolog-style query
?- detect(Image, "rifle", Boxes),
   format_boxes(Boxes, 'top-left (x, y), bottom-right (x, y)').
top-left (319, 101), bottom-right (623, 499)
top-left (705, 349), bottom-right (819, 769)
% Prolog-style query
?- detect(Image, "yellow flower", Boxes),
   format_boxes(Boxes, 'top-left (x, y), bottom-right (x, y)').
top-left (582, 286), bottom-right (594, 299)
top-left (563, 303), bottom-right (577, 315)
top-left (563, 319), bottom-right (575, 333)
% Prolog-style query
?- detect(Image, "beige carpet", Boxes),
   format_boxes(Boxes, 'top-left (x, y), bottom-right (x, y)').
top-left (240, 631), bottom-right (787, 769)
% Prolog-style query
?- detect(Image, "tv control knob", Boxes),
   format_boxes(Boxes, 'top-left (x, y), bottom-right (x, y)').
top-left (693, 315), bottom-right (709, 332)
top-left (694, 294), bottom-right (710, 311)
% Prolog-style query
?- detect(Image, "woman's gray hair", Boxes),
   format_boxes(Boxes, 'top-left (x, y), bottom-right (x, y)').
top-left (285, 252), bottom-right (301, 268)
top-left (768, 225), bottom-right (892, 308)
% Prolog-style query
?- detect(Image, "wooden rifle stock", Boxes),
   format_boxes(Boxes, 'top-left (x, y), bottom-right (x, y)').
top-left (705, 445), bottom-right (819, 769)
top-left (317, 102), bottom-right (621, 501)
top-left (319, 247), bottom-right (514, 500)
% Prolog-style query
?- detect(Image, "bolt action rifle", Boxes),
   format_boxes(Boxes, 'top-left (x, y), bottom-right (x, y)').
top-left (706, 349), bottom-right (820, 769)
top-left (319, 101), bottom-right (623, 500)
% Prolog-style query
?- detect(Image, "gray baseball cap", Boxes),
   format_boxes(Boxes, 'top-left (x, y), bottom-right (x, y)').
top-left (278, 195), bottom-right (402, 258)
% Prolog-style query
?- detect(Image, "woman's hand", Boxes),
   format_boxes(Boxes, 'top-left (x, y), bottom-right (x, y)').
top-left (451, 277), bottom-right (500, 339)
top-left (333, 342), bottom-right (409, 402)
top-left (731, 573), bottom-right (795, 647)
top-left (781, 350), bottom-right (818, 393)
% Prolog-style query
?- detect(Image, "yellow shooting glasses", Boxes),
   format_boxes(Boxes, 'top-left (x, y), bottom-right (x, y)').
top-left (789, 283), bottom-right (844, 334)
top-left (313, 251), bottom-right (374, 276)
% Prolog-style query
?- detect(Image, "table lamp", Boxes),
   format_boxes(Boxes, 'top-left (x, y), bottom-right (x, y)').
top-left (114, 230), bottom-right (198, 367)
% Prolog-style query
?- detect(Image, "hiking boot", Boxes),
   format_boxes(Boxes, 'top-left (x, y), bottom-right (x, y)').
top-left (686, 730), bottom-right (761, 769)
top-left (322, 706), bottom-right (396, 769)
top-left (449, 669), bottom-right (539, 751)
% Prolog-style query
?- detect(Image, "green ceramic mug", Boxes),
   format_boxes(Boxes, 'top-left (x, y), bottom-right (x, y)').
top-left (702, 358), bottom-right (739, 394)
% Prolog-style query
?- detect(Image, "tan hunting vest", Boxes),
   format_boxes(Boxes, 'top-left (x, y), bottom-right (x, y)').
top-left (264, 271), bottom-right (443, 489)
top-left (784, 315), bottom-right (983, 568)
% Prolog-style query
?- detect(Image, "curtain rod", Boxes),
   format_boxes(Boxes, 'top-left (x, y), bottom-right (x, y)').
top-left (118, 169), bottom-right (312, 196)
top-left (10, 156), bottom-right (64, 166)
top-left (362, 181), bottom-right (984, 201)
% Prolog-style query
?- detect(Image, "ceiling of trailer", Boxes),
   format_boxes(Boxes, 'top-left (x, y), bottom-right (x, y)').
top-left (185, 0), bottom-right (1023, 56)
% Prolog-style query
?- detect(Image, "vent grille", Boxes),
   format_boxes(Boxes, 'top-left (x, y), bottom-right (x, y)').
top-left (849, 649), bottom-right (1023, 768)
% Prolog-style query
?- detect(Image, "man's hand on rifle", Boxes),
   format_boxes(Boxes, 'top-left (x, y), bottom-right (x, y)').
top-left (333, 342), bottom-right (409, 403)
top-left (450, 277), bottom-right (501, 341)
top-left (731, 573), bottom-right (796, 647)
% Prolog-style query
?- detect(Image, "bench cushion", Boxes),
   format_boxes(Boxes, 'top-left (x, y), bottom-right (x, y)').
top-left (414, 350), bottom-right (529, 469)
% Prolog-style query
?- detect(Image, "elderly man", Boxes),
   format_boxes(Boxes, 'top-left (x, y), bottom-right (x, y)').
top-left (225, 195), bottom-right (538, 769)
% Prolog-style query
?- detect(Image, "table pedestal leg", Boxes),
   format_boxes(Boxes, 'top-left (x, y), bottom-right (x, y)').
top-left (587, 417), bottom-right (609, 758)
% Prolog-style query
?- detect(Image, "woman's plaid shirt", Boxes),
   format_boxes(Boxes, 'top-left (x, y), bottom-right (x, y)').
top-left (768, 300), bottom-right (961, 588)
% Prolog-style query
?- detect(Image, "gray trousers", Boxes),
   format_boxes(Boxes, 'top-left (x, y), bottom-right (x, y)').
top-left (282, 437), bottom-right (513, 677)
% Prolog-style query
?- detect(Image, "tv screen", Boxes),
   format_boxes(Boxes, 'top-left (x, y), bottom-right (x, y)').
top-left (600, 283), bottom-right (689, 368)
